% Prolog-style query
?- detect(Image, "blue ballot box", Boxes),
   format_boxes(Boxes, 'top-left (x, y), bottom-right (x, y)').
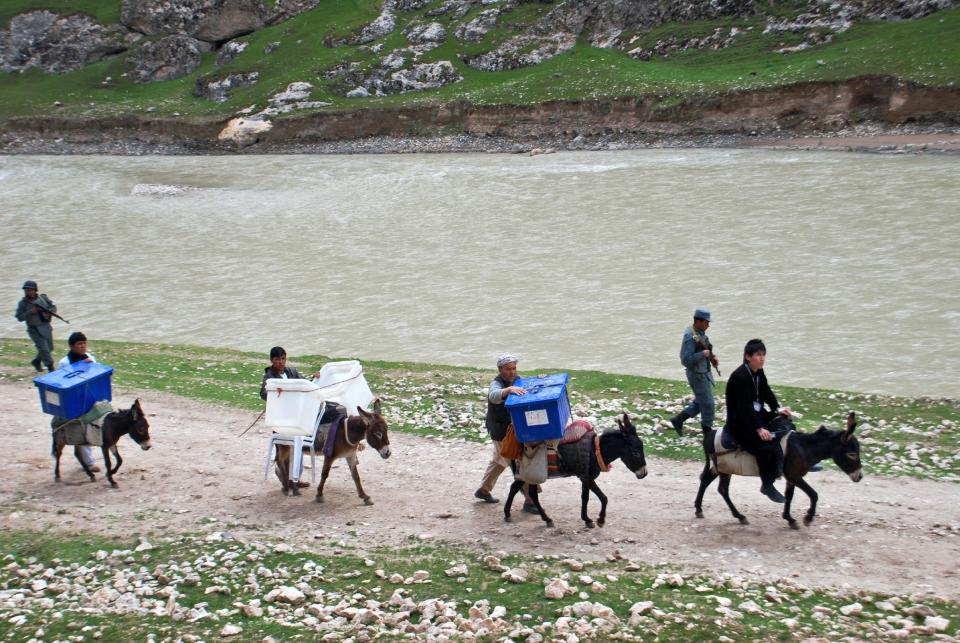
top-left (505, 373), bottom-right (571, 443)
top-left (34, 362), bottom-right (114, 419)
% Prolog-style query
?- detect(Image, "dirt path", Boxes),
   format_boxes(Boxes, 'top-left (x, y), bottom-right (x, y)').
top-left (2, 379), bottom-right (958, 599)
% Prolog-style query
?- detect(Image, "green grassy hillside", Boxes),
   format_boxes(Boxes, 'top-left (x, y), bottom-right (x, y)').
top-left (1, 1), bottom-right (958, 120)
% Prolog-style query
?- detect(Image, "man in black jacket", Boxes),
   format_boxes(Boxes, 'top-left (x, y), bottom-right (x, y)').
top-left (724, 338), bottom-right (793, 503)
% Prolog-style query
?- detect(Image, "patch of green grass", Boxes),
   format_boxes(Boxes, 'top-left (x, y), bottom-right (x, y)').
top-left (1, 6), bottom-right (958, 118)
top-left (0, 529), bottom-right (958, 641)
top-left (2, 337), bottom-right (959, 480)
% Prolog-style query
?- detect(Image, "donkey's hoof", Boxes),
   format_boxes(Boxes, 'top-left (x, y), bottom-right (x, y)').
top-left (788, 520), bottom-right (800, 530)
top-left (504, 515), bottom-right (512, 523)
top-left (695, 510), bottom-right (704, 519)
top-left (803, 515), bottom-right (814, 526)
top-left (109, 481), bottom-right (118, 489)
top-left (597, 519), bottom-right (605, 528)
top-left (585, 520), bottom-right (595, 529)
top-left (546, 520), bottom-right (555, 528)
top-left (737, 516), bottom-right (749, 525)
top-left (315, 495), bottom-right (325, 503)
top-left (363, 497), bottom-right (374, 506)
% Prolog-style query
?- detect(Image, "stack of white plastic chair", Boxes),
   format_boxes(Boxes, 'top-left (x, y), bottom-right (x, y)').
top-left (311, 360), bottom-right (374, 416)
top-left (262, 378), bottom-right (324, 484)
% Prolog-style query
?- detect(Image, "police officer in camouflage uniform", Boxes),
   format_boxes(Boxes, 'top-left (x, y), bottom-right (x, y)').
top-left (15, 280), bottom-right (57, 372)
top-left (669, 308), bottom-right (719, 437)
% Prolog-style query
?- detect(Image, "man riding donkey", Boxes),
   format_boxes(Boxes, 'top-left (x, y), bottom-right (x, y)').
top-left (473, 354), bottom-right (538, 514)
top-left (724, 338), bottom-right (801, 503)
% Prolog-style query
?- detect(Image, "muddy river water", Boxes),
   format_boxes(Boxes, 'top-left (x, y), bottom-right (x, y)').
top-left (2, 150), bottom-right (957, 397)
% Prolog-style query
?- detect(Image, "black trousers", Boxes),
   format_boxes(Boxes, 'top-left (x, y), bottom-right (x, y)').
top-left (743, 439), bottom-right (784, 486)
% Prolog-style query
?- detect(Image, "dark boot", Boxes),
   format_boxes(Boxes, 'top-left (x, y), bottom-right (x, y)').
top-left (760, 484), bottom-right (785, 503)
top-left (669, 411), bottom-right (691, 436)
top-left (700, 423), bottom-right (712, 435)
top-left (30, 357), bottom-right (42, 372)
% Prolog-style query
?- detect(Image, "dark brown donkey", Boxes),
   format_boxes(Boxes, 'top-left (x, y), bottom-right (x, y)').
top-left (275, 399), bottom-right (391, 504)
top-left (695, 412), bottom-right (862, 528)
top-left (52, 399), bottom-right (152, 488)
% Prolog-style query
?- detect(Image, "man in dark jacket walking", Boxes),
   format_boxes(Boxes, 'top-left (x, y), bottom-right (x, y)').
top-left (474, 353), bottom-right (534, 507)
top-left (15, 280), bottom-right (57, 372)
top-left (724, 338), bottom-right (793, 503)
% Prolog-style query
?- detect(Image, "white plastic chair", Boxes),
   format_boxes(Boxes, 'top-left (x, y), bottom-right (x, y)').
top-left (262, 378), bottom-right (324, 484)
top-left (311, 360), bottom-right (374, 416)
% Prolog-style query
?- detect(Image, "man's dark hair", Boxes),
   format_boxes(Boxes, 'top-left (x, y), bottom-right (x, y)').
top-left (269, 346), bottom-right (286, 359)
top-left (744, 338), bottom-right (766, 357)
top-left (67, 331), bottom-right (87, 347)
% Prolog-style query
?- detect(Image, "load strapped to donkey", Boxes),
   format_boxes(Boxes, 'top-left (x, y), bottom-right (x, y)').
top-left (262, 360), bottom-right (392, 503)
top-left (34, 360), bottom-right (153, 487)
top-left (35, 361), bottom-right (114, 455)
top-left (501, 374), bottom-right (648, 527)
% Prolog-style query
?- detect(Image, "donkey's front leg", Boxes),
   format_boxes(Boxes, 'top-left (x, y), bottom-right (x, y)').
top-left (782, 480), bottom-right (798, 528)
top-left (793, 477), bottom-right (818, 526)
top-left (347, 454), bottom-right (373, 505)
top-left (74, 446), bottom-right (95, 481)
top-left (315, 456), bottom-right (334, 503)
top-left (101, 446), bottom-right (117, 488)
top-left (108, 445), bottom-right (123, 477)
top-left (589, 479), bottom-right (608, 527)
top-left (52, 435), bottom-right (63, 482)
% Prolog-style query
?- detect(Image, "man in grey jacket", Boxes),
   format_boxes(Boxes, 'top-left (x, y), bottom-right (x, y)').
top-left (669, 308), bottom-right (719, 436)
top-left (15, 280), bottom-right (57, 372)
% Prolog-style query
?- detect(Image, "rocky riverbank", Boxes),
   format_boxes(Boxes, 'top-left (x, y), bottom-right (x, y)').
top-left (3, 74), bottom-right (960, 156)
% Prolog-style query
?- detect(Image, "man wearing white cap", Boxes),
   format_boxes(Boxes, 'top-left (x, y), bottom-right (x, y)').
top-left (474, 354), bottom-right (535, 509)
top-left (669, 308), bottom-right (719, 436)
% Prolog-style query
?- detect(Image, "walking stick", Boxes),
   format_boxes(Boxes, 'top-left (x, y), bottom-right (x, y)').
top-left (237, 409), bottom-right (265, 437)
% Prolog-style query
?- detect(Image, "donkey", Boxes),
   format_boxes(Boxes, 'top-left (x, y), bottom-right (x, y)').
top-left (53, 399), bottom-right (152, 488)
top-left (504, 413), bottom-right (648, 528)
top-left (695, 412), bottom-right (862, 528)
top-left (275, 399), bottom-right (391, 504)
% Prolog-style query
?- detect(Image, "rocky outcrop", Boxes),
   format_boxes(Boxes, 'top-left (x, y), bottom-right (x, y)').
top-left (353, 2), bottom-right (397, 43)
top-left (127, 34), bottom-right (208, 82)
top-left (194, 71), bottom-right (259, 101)
top-left (327, 49), bottom-right (462, 97)
top-left (216, 39), bottom-right (247, 65)
top-left (0, 11), bottom-right (136, 73)
top-left (405, 22), bottom-right (447, 44)
top-left (120, 0), bottom-right (269, 43)
top-left (454, 9), bottom-right (501, 41)
top-left (464, 33), bottom-right (575, 71)
top-left (627, 26), bottom-right (742, 60)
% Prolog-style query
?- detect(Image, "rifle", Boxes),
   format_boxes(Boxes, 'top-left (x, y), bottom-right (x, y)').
top-left (691, 330), bottom-right (721, 378)
top-left (33, 300), bottom-right (70, 324)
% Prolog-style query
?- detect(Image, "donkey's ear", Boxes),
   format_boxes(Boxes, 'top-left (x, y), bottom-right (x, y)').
top-left (357, 406), bottom-right (372, 419)
top-left (132, 399), bottom-right (142, 418)
top-left (373, 397), bottom-right (382, 415)
top-left (616, 417), bottom-right (624, 430)
top-left (844, 411), bottom-right (857, 440)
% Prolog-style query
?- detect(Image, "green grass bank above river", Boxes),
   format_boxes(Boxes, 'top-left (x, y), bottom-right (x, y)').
top-left (2, 338), bottom-right (957, 480)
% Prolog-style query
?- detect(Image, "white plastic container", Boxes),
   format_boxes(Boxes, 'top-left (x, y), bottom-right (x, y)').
top-left (264, 378), bottom-right (322, 436)
top-left (313, 360), bottom-right (374, 416)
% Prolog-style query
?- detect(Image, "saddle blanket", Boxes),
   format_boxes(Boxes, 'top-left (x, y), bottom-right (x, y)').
top-left (315, 414), bottom-right (345, 458)
top-left (712, 428), bottom-right (791, 477)
top-left (54, 420), bottom-right (103, 447)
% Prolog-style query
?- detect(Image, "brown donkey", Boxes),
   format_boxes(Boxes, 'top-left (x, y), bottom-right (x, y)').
top-left (275, 399), bottom-right (391, 504)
